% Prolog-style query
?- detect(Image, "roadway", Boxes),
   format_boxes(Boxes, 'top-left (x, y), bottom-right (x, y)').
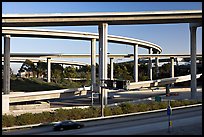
top-left (49, 87), bottom-right (203, 107)
top-left (2, 105), bottom-right (202, 135)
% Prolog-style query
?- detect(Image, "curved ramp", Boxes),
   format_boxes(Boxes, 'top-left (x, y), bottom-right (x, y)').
top-left (125, 74), bottom-right (202, 90)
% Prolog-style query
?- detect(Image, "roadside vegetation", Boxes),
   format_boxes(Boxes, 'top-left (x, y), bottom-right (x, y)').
top-left (2, 100), bottom-right (201, 127)
top-left (10, 77), bottom-right (87, 92)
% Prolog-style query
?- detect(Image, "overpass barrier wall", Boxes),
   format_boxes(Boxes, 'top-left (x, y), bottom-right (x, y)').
top-left (8, 87), bottom-right (91, 103)
top-left (125, 73), bottom-right (202, 90)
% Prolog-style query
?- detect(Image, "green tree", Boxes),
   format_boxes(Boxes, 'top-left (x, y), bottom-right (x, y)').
top-left (19, 59), bottom-right (37, 77)
top-left (64, 66), bottom-right (77, 78)
top-left (51, 63), bottom-right (64, 83)
top-left (36, 61), bottom-right (47, 78)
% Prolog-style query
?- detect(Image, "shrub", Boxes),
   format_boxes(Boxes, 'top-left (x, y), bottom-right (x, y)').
top-left (104, 107), bottom-right (112, 116)
top-left (110, 106), bottom-right (123, 115)
top-left (2, 114), bottom-right (16, 127)
top-left (2, 100), bottom-right (201, 127)
top-left (119, 102), bottom-right (135, 113)
top-left (16, 113), bottom-right (36, 126)
top-left (33, 111), bottom-right (53, 123)
top-left (84, 106), bottom-right (100, 118)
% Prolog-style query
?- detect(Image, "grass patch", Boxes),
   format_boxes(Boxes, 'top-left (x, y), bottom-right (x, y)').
top-left (8, 77), bottom-right (86, 92)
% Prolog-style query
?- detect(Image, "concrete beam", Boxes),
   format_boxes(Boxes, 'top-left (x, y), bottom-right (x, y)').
top-left (2, 57), bottom-right (88, 66)
top-left (2, 28), bottom-right (162, 53)
top-left (134, 44), bottom-right (138, 82)
top-left (2, 10), bottom-right (201, 27)
top-left (4, 53), bottom-right (202, 59)
top-left (3, 35), bottom-right (10, 94)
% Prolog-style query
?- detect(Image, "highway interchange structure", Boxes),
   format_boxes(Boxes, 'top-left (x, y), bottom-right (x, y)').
top-left (2, 10), bottom-right (202, 115)
top-left (2, 53), bottom-right (202, 82)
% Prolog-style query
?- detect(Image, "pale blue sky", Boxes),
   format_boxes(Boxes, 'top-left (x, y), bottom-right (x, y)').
top-left (2, 2), bottom-right (202, 74)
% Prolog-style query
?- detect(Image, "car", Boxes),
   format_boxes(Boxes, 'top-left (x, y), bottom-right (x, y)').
top-left (53, 120), bottom-right (84, 131)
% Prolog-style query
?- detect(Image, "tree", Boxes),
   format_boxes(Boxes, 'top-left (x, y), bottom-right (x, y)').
top-left (51, 63), bottom-right (64, 83)
top-left (19, 59), bottom-right (37, 78)
top-left (36, 61), bottom-right (47, 78)
top-left (64, 66), bottom-right (77, 78)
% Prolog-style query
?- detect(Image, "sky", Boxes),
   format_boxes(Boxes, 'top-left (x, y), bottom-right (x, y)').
top-left (2, 2), bottom-right (202, 74)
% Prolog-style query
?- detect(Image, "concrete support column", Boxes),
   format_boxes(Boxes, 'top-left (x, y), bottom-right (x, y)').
top-left (148, 48), bottom-right (153, 80)
top-left (189, 25), bottom-right (197, 99)
top-left (176, 58), bottom-right (179, 67)
top-left (110, 58), bottom-right (114, 80)
top-left (155, 51), bottom-right (159, 78)
top-left (91, 38), bottom-right (96, 92)
top-left (2, 95), bottom-right (10, 114)
top-left (170, 57), bottom-right (175, 87)
top-left (170, 57), bottom-right (174, 78)
top-left (134, 44), bottom-right (138, 82)
top-left (47, 57), bottom-right (51, 83)
top-left (98, 23), bottom-right (108, 113)
top-left (3, 35), bottom-right (10, 94)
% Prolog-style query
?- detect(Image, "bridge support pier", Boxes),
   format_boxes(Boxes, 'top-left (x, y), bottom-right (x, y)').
top-left (3, 35), bottom-right (11, 94)
top-left (99, 23), bottom-right (108, 116)
top-left (155, 51), bottom-right (159, 78)
top-left (189, 23), bottom-right (200, 99)
top-left (110, 58), bottom-right (114, 80)
top-left (134, 44), bottom-right (138, 82)
top-left (170, 57), bottom-right (174, 87)
top-left (47, 57), bottom-right (51, 82)
top-left (91, 38), bottom-right (97, 92)
top-left (166, 84), bottom-right (170, 95)
top-left (148, 48), bottom-right (153, 80)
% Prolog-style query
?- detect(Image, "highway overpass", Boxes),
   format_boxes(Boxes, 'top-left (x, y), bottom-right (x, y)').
top-left (2, 10), bottom-right (202, 114)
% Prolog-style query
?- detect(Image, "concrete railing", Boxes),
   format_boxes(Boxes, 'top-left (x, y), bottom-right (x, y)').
top-left (8, 87), bottom-right (91, 103)
top-left (126, 73), bottom-right (202, 90)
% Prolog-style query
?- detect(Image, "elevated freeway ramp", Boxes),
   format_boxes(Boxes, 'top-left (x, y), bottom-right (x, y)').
top-left (125, 73), bottom-right (202, 90)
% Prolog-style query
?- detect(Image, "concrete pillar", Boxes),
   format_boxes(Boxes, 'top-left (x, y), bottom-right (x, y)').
top-left (3, 35), bottom-right (10, 94)
top-left (110, 58), bottom-right (114, 80)
top-left (148, 48), bottom-right (153, 80)
top-left (189, 25), bottom-right (197, 99)
top-left (155, 51), bottom-right (159, 78)
top-left (170, 57), bottom-right (174, 87)
top-left (99, 23), bottom-right (108, 113)
top-left (176, 58), bottom-right (179, 67)
top-left (134, 44), bottom-right (138, 82)
top-left (91, 38), bottom-right (96, 91)
top-left (2, 95), bottom-right (10, 114)
top-left (170, 57), bottom-right (174, 78)
top-left (47, 57), bottom-right (51, 83)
